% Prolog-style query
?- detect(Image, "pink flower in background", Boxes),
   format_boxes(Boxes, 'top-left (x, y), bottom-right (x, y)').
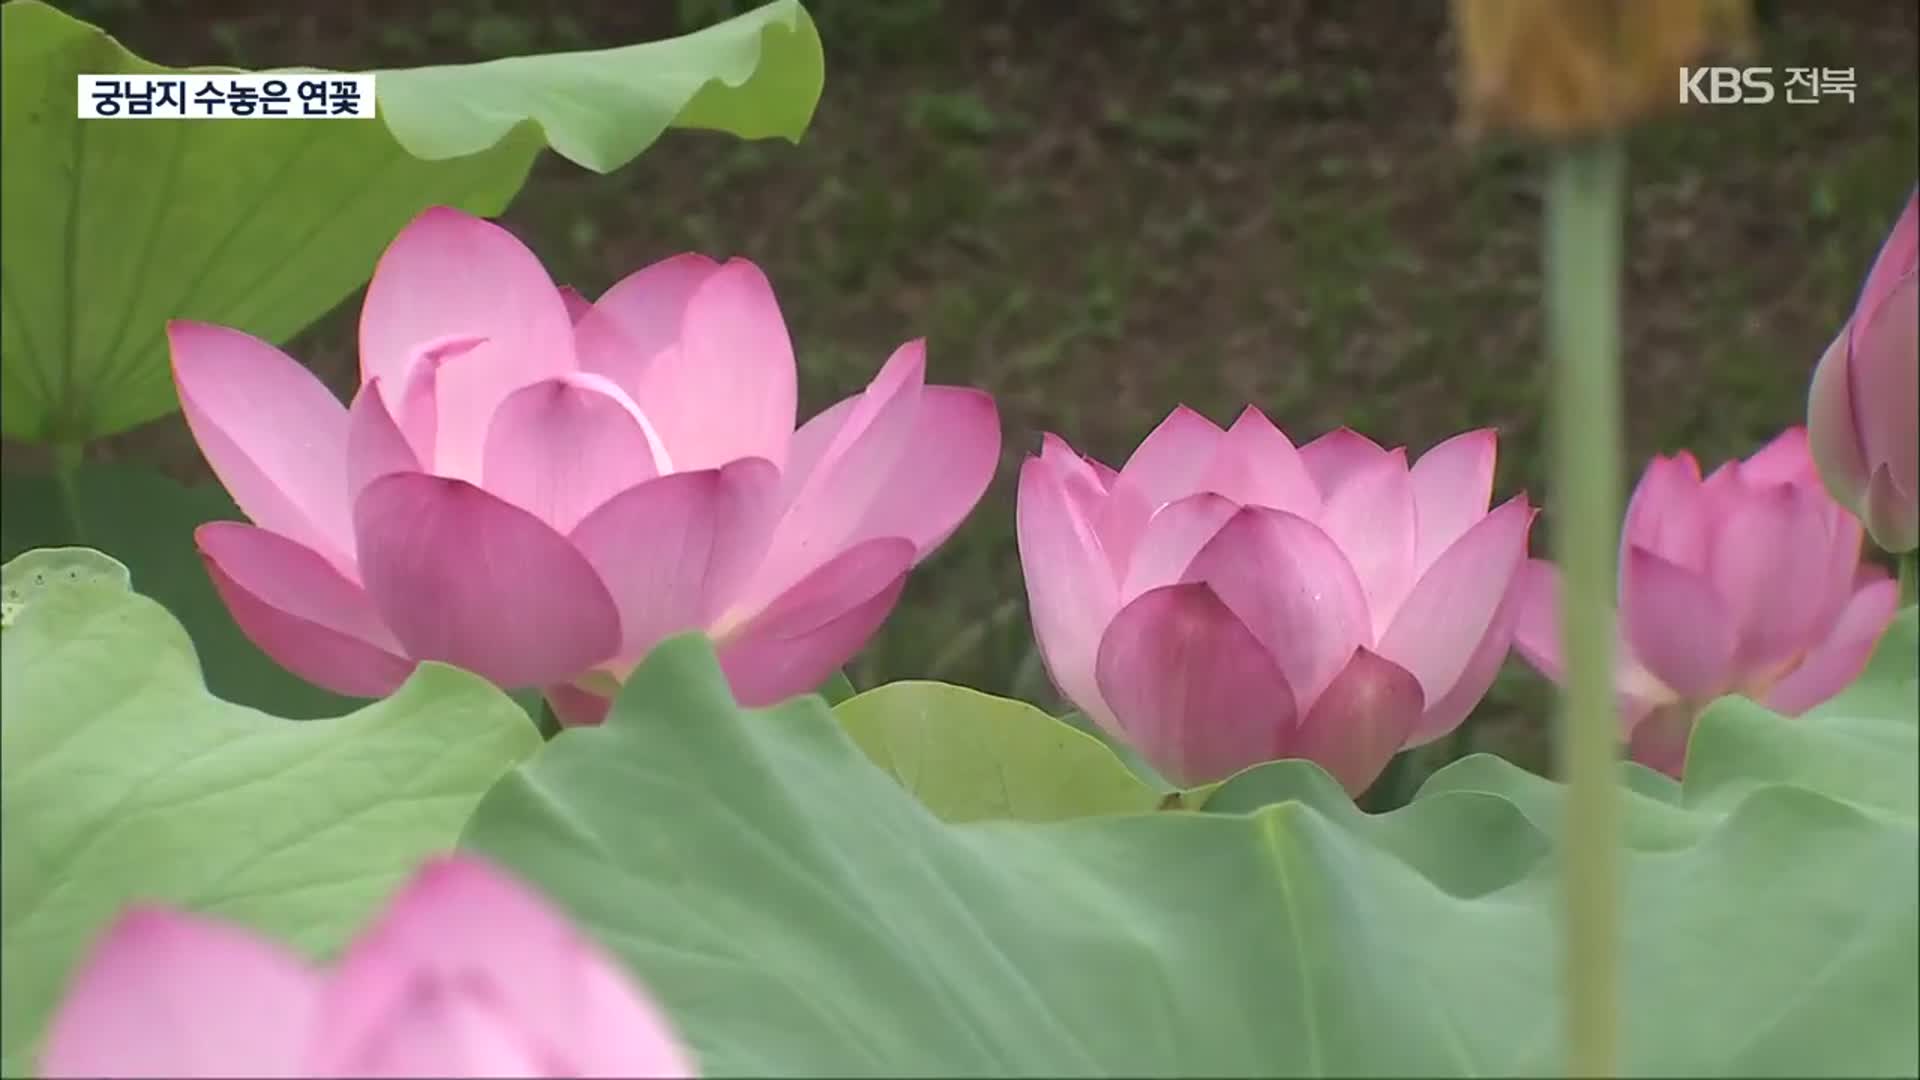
top-left (1808, 189), bottom-right (1918, 553)
top-left (173, 207), bottom-right (999, 714)
top-left (39, 855), bottom-right (694, 1078)
top-left (1017, 407), bottom-right (1533, 792)
top-left (1514, 429), bottom-right (1900, 777)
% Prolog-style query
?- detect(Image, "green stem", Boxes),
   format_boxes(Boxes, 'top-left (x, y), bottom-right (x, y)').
top-left (1545, 138), bottom-right (1626, 1079)
top-left (1899, 553), bottom-right (1918, 607)
top-left (51, 442), bottom-right (87, 544)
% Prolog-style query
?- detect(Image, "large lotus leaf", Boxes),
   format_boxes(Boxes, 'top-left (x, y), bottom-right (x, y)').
top-left (0, 463), bottom-right (358, 718)
top-left (833, 681), bottom-right (1159, 822)
top-left (459, 611), bottom-right (1919, 1077)
top-left (0, 0), bottom-right (822, 442)
top-left (0, 575), bottom-right (541, 1076)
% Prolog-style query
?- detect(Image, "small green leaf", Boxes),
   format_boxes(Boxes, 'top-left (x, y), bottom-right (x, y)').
top-left (834, 681), bottom-right (1158, 821)
top-left (0, 584), bottom-right (541, 1074)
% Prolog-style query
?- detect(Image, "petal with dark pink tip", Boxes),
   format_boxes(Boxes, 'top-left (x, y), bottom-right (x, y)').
top-left (353, 474), bottom-right (621, 689)
top-left (1093, 582), bottom-right (1297, 787)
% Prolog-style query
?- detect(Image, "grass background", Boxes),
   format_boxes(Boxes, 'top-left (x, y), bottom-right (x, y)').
top-left (52, 0), bottom-right (1920, 790)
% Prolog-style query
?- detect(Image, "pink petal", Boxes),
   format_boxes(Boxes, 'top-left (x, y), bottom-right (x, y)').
top-left (747, 341), bottom-right (925, 606)
top-left (557, 285), bottom-right (594, 324)
top-left (40, 908), bottom-right (317, 1079)
top-left (1118, 492), bottom-right (1240, 602)
top-left (1406, 578), bottom-right (1517, 746)
top-left (1092, 582), bottom-right (1297, 787)
top-left (1097, 406), bottom-right (1226, 570)
top-left (1621, 544), bottom-right (1736, 699)
top-left (1288, 647), bottom-right (1425, 796)
top-left (1181, 506), bottom-right (1371, 709)
top-left (1853, 273), bottom-right (1919, 500)
top-left (1627, 702), bottom-right (1697, 779)
top-left (1317, 450), bottom-right (1419, 638)
top-left (843, 386), bottom-right (1002, 557)
top-left (1864, 463), bottom-right (1920, 553)
top-left (1511, 559), bottom-right (1567, 684)
top-left (198, 523), bottom-right (415, 698)
top-left (383, 335), bottom-right (487, 469)
top-left (1510, 558), bottom-right (1668, 716)
top-left (353, 474), bottom-right (621, 689)
top-left (545, 682), bottom-right (613, 727)
top-left (568, 460), bottom-right (781, 664)
top-left (1376, 496), bottom-right (1532, 709)
top-left (358, 208), bottom-right (573, 389)
top-left (576, 253), bottom-right (722, 391)
top-left (1807, 327), bottom-right (1871, 509)
top-left (1299, 427), bottom-right (1390, 500)
top-left (482, 373), bottom-right (673, 533)
top-left (314, 856), bottom-right (695, 1079)
top-left (1195, 406), bottom-right (1322, 517)
top-left (1854, 192), bottom-right (1919, 329)
top-left (1409, 428), bottom-right (1497, 572)
top-left (326, 992), bottom-right (547, 1078)
top-left (1017, 453), bottom-right (1121, 719)
top-left (715, 538), bottom-right (915, 707)
top-left (1740, 427), bottom-right (1816, 487)
top-left (1762, 577), bottom-right (1902, 714)
top-left (1113, 405), bottom-right (1226, 507)
top-left (1620, 452), bottom-right (1708, 574)
top-left (1707, 484), bottom-right (1841, 671)
top-left (347, 379), bottom-right (423, 509)
top-left (169, 321), bottom-right (353, 570)
top-left (1037, 435), bottom-right (1121, 572)
top-left (625, 259), bottom-right (797, 471)
top-left (357, 209), bottom-right (577, 480)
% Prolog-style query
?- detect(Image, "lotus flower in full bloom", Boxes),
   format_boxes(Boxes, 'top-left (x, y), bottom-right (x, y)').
top-left (39, 855), bottom-right (694, 1078)
top-left (173, 207), bottom-right (999, 716)
top-left (1808, 188), bottom-right (1919, 553)
top-left (1514, 429), bottom-right (1901, 777)
top-left (1016, 407), bottom-right (1534, 792)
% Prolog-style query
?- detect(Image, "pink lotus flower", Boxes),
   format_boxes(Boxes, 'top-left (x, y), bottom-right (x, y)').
top-left (1017, 407), bottom-right (1534, 792)
top-left (39, 855), bottom-right (694, 1078)
top-left (1514, 429), bottom-right (1901, 777)
top-left (1808, 189), bottom-right (1918, 553)
top-left (174, 207), bottom-right (999, 714)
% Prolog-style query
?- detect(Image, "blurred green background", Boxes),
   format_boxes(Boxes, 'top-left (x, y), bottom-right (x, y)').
top-left (52, 0), bottom-right (1920, 779)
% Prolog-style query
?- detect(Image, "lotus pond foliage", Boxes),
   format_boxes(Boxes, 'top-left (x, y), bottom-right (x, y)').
top-left (1, 2), bottom-right (1915, 1077)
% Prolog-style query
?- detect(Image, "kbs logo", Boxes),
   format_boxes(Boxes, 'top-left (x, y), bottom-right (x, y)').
top-left (1679, 66), bottom-right (1775, 104)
